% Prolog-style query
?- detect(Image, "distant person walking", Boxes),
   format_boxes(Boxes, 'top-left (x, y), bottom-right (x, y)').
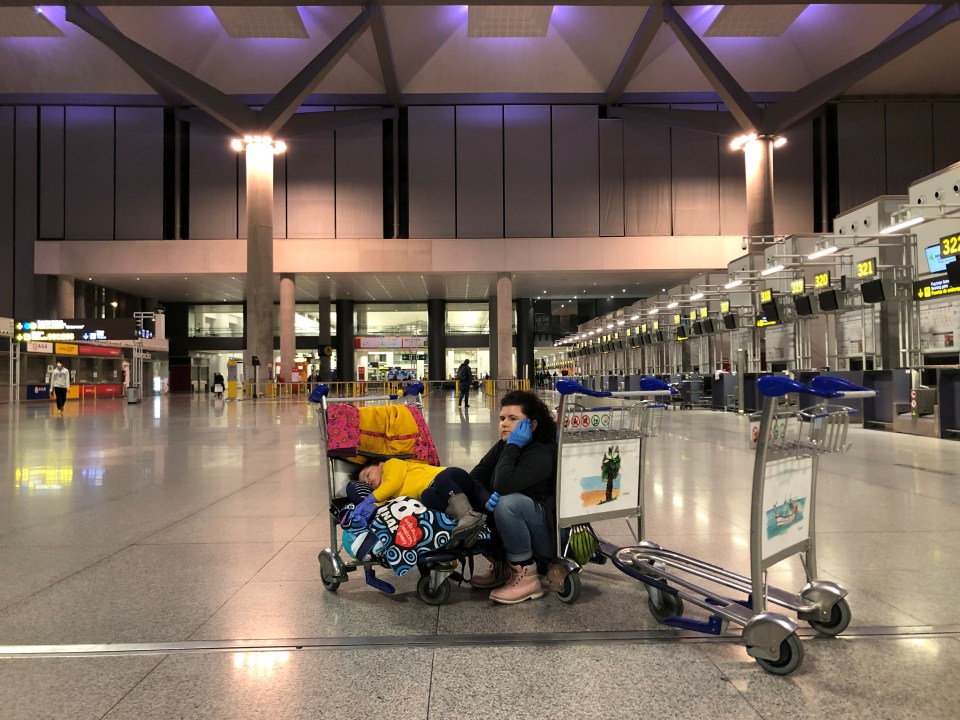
top-left (50, 361), bottom-right (70, 414)
top-left (457, 358), bottom-right (472, 408)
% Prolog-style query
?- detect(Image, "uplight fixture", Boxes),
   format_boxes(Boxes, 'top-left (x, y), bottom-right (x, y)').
top-left (666, 301), bottom-right (679, 309)
top-left (648, 308), bottom-right (659, 315)
top-left (724, 279), bottom-right (744, 290)
top-left (808, 246), bottom-right (838, 260)
top-left (231, 135), bottom-right (287, 155)
top-left (689, 292), bottom-right (705, 301)
top-left (880, 216), bottom-right (925, 235)
top-left (730, 133), bottom-right (757, 151)
top-left (760, 264), bottom-right (785, 276)
top-left (773, 137), bottom-right (788, 149)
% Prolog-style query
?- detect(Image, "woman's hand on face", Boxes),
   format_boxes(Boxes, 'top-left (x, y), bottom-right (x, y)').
top-left (506, 418), bottom-right (533, 447)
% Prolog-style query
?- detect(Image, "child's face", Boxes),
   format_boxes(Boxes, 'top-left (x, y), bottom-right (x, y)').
top-left (358, 463), bottom-right (384, 489)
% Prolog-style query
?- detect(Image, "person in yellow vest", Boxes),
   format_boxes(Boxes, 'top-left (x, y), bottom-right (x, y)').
top-left (351, 458), bottom-right (485, 546)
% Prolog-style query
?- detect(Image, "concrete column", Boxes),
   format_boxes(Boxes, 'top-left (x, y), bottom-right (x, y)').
top-left (244, 141), bottom-right (276, 380)
top-left (744, 136), bottom-right (775, 241)
top-left (74, 281), bottom-right (86, 318)
top-left (280, 273), bottom-right (296, 382)
top-left (488, 294), bottom-right (498, 379)
top-left (515, 297), bottom-right (534, 383)
top-left (56, 275), bottom-right (75, 319)
top-left (318, 297), bottom-right (332, 380)
top-left (427, 299), bottom-right (446, 382)
top-left (335, 299), bottom-right (355, 381)
top-left (496, 273), bottom-right (513, 378)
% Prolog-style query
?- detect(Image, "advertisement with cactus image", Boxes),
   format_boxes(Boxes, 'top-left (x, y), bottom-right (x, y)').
top-left (558, 441), bottom-right (641, 521)
top-left (760, 457), bottom-right (813, 560)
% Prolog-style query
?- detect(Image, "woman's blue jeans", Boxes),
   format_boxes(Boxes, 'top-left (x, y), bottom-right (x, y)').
top-left (493, 493), bottom-right (553, 564)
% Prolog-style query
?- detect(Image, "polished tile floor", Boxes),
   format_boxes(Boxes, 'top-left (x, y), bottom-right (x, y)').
top-left (2, 389), bottom-right (959, 719)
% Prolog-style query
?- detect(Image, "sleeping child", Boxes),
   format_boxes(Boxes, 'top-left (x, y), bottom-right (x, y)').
top-left (350, 459), bottom-right (486, 547)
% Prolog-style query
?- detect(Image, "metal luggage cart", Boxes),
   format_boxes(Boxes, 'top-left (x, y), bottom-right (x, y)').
top-left (312, 382), bottom-right (475, 605)
top-left (549, 377), bottom-right (675, 604)
top-left (613, 375), bottom-right (875, 675)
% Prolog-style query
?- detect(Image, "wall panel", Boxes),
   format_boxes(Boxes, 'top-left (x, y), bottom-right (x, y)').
top-left (65, 106), bottom-right (114, 239)
top-left (774, 121), bottom-right (814, 235)
top-left (504, 105), bottom-right (551, 238)
top-left (408, 106), bottom-right (455, 238)
top-left (188, 123), bottom-right (237, 239)
top-left (933, 102), bottom-right (960, 171)
top-left (552, 105), bottom-right (599, 237)
top-left (336, 120), bottom-right (383, 239)
top-left (116, 107), bottom-right (163, 240)
top-left (885, 102), bottom-right (933, 196)
top-left (15, 107), bottom-right (38, 316)
top-left (456, 105), bottom-right (503, 238)
top-left (624, 113), bottom-right (672, 236)
top-left (0, 107), bottom-right (13, 317)
top-left (837, 103), bottom-right (885, 214)
top-left (672, 105), bottom-right (719, 236)
top-left (39, 106), bottom-right (64, 239)
top-left (719, 132), bottom-right (746, 235)
top-left (287, 128), bottom-right (335, 239)
top-left (599, 118), bottom-right (624, 237)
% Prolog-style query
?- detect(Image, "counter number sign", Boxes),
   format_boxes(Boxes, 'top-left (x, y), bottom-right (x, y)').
top-left (856, 258), bottom-right (877, 279)
top-left (790, 279), bottom-right (805, 295)
top-left (941, 233), bottom-right (960, 258)
top-left (759, 289), bottom-right (773, 303)
top-left (814, 272), bottom-right (831, 289)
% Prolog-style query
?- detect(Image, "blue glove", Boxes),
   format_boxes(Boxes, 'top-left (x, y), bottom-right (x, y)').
top-left (506, 418), bottom-right (533, 448)
top-left (485, 492), bottom-right (501, 512)
top-left (353, 494), bottom-right (377, 526)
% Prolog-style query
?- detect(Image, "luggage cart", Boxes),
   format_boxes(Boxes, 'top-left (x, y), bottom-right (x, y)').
top-left (312, 382), bottom-right (477, 605)
top-left (550, 377), bottom-right (675, 604)
top-left (611, 375), bottom-right (876, 675)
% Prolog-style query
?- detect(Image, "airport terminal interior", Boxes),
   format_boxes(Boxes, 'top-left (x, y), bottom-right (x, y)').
top-left (3, 2), bottom-right (960, 718)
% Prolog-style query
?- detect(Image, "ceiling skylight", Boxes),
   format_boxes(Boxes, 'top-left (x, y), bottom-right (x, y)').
top-left (468, 6), bottom-right (554, 38)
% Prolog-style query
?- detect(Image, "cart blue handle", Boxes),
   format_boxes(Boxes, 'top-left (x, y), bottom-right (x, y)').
top-left (757, 375), bottom-right (840, 398)
top-left (309, 384), bottom-right (329, 403)
top-left (639, 377), bottom-right (677, 394)
top-left (809, 376), bottom-right (873, 397)
top-left (403, 382), bottom-right (424, 396)
top-left (556, 379), bottom-right (610, 397)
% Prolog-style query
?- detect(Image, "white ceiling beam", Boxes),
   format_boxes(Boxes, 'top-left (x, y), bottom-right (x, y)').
top-left (661, 3), bottom-right (763, 133)
top-left (605, 4), bottom-right (663, 107)
top-left (370, 1), bottom-right (400, 106)
top-left (65, 2), bottom-right (256, 134)
top-left (260, 4), bottom-right (373, 135)
top-left (763, 3), bottom-right (960, 133)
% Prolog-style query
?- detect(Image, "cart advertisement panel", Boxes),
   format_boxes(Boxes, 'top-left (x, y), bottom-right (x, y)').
top-left (559, 440), bottom-right (642, 520)
top-left (760, 457), bottom-right (813, 561)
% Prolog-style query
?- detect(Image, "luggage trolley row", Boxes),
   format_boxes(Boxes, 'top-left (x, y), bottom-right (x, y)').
top-left (554, 375), bottom-right (875, 675)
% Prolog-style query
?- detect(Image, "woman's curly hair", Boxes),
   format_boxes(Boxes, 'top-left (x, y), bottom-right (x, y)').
top-left (500, 390), bottom-right (557, 444)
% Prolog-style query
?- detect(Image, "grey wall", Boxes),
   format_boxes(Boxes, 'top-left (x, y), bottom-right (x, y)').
top-left (836, 100), bottom-right (960, 216)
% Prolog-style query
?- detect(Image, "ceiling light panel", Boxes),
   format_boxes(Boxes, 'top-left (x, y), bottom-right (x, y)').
top-left (468, 6), bottom-right (554, 38)
top-left (212, 7), bottom-right (308, 39)
top-left (0, 8), bottom-right (65, 38)
top-left (704, 5), bottom-right (807, 38)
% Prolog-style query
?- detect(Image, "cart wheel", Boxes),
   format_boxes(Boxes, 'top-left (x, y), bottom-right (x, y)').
top-left (648, 587), bottom-right (684, 622)
top-left (417, 575), bottom-right (451, 606)
top-left (556, 570), bottom-right (582, 604)
top-left (319, 555), bottom-right (342, 592)
top-left (808, 598), bottom-right (851, 636)
top-left (754, 633), bottom-right (805, 676)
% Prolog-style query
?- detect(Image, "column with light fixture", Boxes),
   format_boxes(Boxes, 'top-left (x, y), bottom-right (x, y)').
top-left (279, 273), bottom-right (295, 387)
top-left (732, 134), bottom-right (787, 244)
top-left (232, 135), bottom-right (287, 383)
top-left (495, 273), bottom-right (513, 379)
